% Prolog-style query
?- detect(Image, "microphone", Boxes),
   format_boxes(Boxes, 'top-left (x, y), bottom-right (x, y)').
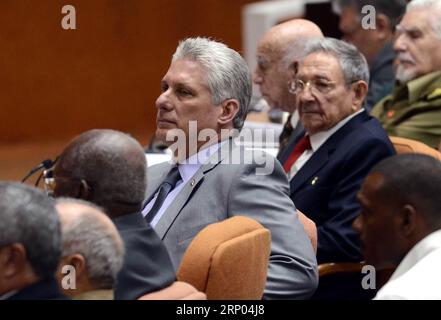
top-left (21, 159), bottom-right (56, 183)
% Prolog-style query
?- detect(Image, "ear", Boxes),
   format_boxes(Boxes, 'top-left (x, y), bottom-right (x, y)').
top-left (77, 180), bottom-right (92, 201)
top-left (400, 204), bottom-right (418, 237)
top-left (291, 60), bottom-right (299, 75)
top-left (351, 80), bottom-right (368, 109)
top-left (375, 14), bottom-right (391, 40)
top-left (289, 60), bottom-right (299, 76)
top-left (218, 99), bottom-right (240, 127)
top-left (64, 253), bottom-right (87, 279)
top-left (0, 243), bottom-right (27, 278)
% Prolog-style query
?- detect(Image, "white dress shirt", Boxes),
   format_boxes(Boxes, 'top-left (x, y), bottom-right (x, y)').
top-left (290, 109), bottom-right (300, 129)
top-left (287, 109), bottom-right (364, 180)
top-left (374, 229), bottom-right (441, 300)
top-left (142, 140), bottom-right (226, 227)
top-left (0, 290), bottom-right (18, 300)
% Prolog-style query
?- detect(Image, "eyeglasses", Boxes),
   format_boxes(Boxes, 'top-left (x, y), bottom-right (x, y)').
top-left (43, 168), bottom-right (87, 198)
top-left (42, 168), bottom-right (55, 195)
top-left (288, 78), bottom-right (337, 95)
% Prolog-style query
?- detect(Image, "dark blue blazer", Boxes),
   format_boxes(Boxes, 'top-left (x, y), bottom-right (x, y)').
top-left (113, 212), bottom-right (176, 300)
top-left (7, 277), bottom-right (67, 300)
top-left (280, 111), bottom-right (396, 263)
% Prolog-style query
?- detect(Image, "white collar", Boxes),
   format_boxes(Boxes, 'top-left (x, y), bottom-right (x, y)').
top-left (290, 110), bottom-right (300, 128)
top-left (0, 290), bottom-right (19, 300)
top-left (309, 109), bottom-right (364, 152)
top-left (177, 140), bottom-right (227, 182)
top-left (388, 229), bottom-right (441, 282)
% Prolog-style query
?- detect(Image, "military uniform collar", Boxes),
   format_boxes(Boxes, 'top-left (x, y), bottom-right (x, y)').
top-left (399, 71), bottom-right (441, 104)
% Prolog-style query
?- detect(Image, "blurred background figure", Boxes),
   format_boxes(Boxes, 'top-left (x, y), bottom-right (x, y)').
top-left (253, 19), bottom-right (323, 157)
top-left (332, 0), bottom-right (407, 110)
top-left (371, 0), bottom-right (441, 149)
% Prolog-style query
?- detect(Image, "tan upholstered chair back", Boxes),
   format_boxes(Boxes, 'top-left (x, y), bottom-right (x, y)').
top-left (389, 136), bottom-right (441, 160)
top-left (177, 216), bottom-right (271, 300)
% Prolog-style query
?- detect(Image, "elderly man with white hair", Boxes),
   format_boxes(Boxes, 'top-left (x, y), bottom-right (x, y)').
top-left (372, 0), bottom-right (441, 149)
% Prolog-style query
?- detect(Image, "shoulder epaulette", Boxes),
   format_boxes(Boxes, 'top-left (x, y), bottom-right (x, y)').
top-left (426, 88), bottom-right (441, 100)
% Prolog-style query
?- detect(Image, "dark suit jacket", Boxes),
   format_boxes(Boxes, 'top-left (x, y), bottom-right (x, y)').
top-left (280, 111), bottom-right (395, 263)
top-left (276, 118), bottom-right (304, 160)
top-left (7, 277), bottom-right (67, 300)
top-left (366, 43), bottom-right (395, 112)
top-left (113, 212), bottom-right (176, 300)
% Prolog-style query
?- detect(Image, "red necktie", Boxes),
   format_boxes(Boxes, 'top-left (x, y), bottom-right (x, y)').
top-left (283, 135), bottom-right (311, 173)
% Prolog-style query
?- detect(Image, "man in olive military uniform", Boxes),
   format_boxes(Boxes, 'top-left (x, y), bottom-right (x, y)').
top-left (371, 0), bottom-right (441, 149)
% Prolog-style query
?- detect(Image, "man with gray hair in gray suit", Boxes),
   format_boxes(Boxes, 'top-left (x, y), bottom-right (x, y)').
top-left (143, 37), bottom-right (318, 299)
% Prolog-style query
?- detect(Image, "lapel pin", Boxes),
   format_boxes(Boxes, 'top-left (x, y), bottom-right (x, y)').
top-left (190, 179), bottom-right (195, 186)
top-left (387, 110), bottom-right (395, 118)
top-left (311, 176), bottom-right (319, 185)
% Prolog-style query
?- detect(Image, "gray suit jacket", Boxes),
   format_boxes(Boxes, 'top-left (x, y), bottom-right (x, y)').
top-left (145, 140), bottom-right (318, 299)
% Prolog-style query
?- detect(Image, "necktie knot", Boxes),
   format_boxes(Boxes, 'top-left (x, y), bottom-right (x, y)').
top-left (279, 113), bottom-right (295, 153)
top-left (297, 135), bottom-right (311, 152)
top-left (145, 166), bottom-right (181, 224)
top-left (163, 166), bottom-right (181, 188)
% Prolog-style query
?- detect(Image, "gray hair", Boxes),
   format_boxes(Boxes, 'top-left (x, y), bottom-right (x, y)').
top-left (0, 182), bottom-right (61, 279)
top-left (333, 0), bottom-right (406, 28)
top-left (172, 37), bottom-right (252, 130)
top-left (301, 37), bottom-right (370, 85)
top-left (57, 198), bottom-right (125, 290)
top-left (406, 0), bottom-right (441, 39)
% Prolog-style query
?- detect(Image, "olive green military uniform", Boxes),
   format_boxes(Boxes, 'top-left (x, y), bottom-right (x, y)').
top-left (371, 71), bottom-right (441, 149)
top-left (73, 289), bottom-right (114, 300)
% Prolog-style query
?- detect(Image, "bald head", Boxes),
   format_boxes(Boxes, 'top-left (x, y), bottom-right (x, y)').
top-left (53, 129), bottom-right (147, 217)
top-left (254, 19), bottom-right (323, 111)
top-left (260, 19), bottom-right (324, 53)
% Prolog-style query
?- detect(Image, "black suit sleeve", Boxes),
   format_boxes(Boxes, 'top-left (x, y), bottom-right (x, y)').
top-left (317, 138), bottom-right (394, 263)
top-left (114, 226), bottom-right (176, 300)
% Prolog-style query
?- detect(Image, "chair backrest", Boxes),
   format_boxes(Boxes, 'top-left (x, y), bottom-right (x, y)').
top-left (138, 281), bottom-right (207, 300)
top-left (176, 216), bottom-right (271, 300)
top-left (389, 136), bottom-right (441, 160)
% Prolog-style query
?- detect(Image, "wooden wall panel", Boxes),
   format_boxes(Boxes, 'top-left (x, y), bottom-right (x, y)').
top-left (0, 0), bottom-right (255, 144)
